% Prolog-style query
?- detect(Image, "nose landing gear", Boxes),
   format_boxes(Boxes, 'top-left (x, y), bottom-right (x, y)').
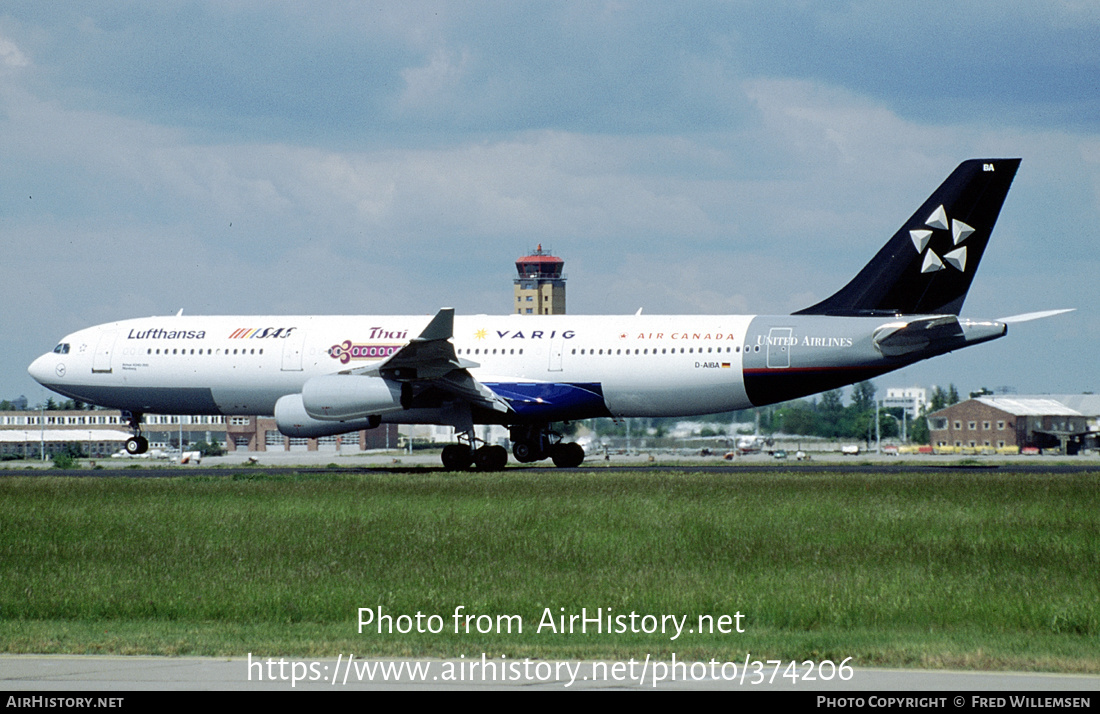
top-left (122, 411), bottom-right (149, 455)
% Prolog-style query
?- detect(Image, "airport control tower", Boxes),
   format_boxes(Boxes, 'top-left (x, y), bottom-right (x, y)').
top-left (514, 245), bottom-right (566, 314)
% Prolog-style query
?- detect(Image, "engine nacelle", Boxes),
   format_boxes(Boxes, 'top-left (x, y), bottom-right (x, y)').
top-left (301, 374), bottom-right (404, 421)
top-left (274, 393), bottom-right (382, 439)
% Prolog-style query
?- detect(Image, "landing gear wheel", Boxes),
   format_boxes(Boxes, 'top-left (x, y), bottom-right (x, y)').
top-left (474, 445), bottom-right (509, 471)
top-left (551, 442), bottom-right (585, 468)
top-left (441, 444), bottom-right (473, 470)
top-left (512, 441), bottom-right (543, 463)
top-left (125, 436), bottom-right (149, 455)
top-left (121, 411), bottom-right (147, 455)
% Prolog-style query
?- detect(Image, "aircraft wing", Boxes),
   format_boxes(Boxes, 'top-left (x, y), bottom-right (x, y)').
top-left (346, 308), bottom-right (511, 414)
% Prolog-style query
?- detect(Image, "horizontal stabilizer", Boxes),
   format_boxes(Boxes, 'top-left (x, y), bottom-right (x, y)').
top-left (873, 315), bottom-right (1008, 357)
top-left (872, 316), bottom-right (963, 356)
top-left (998, 308), bottom-right (1075, 324)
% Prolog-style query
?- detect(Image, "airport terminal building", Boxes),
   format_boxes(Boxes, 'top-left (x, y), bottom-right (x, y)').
top-left (0, 409), bottom-right (398, 458)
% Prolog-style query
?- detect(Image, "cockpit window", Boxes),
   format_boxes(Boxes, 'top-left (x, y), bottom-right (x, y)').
top-left (53, 343), bottom-right (70, 354)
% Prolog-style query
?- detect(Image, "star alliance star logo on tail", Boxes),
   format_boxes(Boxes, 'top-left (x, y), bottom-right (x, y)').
top-left (910, 205), bottom-right (973, 274)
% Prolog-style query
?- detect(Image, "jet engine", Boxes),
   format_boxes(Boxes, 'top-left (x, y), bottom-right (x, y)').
top-left (274, 374), bottom-right (405, 439)
top-left (274, 393), bottom-right (382, 439)
top-left (301, 374), bottom-right (404, 421)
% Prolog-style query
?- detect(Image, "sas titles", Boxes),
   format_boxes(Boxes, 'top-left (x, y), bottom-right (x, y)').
top-left (229, 327), bottom-right (297, 339)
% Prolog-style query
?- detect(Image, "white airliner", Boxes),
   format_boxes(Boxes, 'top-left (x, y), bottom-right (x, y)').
top-left (29, 159), bottom-right (1067, 469)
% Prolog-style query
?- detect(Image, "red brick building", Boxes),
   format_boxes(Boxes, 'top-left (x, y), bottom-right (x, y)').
top-left (224, 415), bottom-right (399, 452)
top-left (927, 396), bottom-right (1094, 454)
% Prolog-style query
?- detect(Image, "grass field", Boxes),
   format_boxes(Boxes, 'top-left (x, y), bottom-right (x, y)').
top-left (1, 468), bottom-right (1098, 671)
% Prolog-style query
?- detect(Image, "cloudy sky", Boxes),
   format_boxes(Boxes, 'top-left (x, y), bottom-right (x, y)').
top-left (2, 1), bottom-right (1097, 406)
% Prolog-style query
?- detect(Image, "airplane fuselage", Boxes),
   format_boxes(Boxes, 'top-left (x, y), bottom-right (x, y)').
top-left (26, 159), bottom-right (1030, 468)
top-left (27, 311), bottom-right (1005, 424)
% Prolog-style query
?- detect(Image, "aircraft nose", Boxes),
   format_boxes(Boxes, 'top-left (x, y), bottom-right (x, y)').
top-left (28, 353), bottom-right (60, 386)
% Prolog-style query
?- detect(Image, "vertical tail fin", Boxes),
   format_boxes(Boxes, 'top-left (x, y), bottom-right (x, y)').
top-left (795, 158), bottom-right (1021, 316)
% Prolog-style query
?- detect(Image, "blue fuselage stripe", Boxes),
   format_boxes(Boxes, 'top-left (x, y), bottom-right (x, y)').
top-left (484, 382), bottom-right (612, 421)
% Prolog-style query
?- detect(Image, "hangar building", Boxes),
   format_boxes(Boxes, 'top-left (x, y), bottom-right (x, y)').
top-left (0, 409), bottom-right (398, 456)
top-left (927, 395), bottom-right (1100, 455)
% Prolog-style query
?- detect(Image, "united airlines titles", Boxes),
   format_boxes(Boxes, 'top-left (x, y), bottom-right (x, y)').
top-left (755, 335), bottom-right (853, 348)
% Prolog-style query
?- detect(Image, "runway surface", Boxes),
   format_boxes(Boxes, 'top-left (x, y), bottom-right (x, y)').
top-left (3, 449), bottom-right (1099, 478)
top-left (3, 655), bottom-right (1099, 691)
top-left (5, 454), bottom-right (1096, 694)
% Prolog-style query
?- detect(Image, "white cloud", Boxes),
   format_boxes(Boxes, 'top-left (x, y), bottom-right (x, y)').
top-left (3, 3), bottom-right (1099, 397)
top-left (0, 37), bottom-right (29, 70)
top-left (395, 47), bottom-right (472, 116)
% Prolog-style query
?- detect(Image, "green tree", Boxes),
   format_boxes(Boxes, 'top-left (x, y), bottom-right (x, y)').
top-left (192, 440), bottom-right (227, 457)
top-left (51, 443), bottom-right (85, 469)
top-left (850, 381), bottom-right (877, 413)
top-left (929, 384), bottom-right (961, 411)
top-left (820, 389), bottom-right (844, 416)
top-left (756, 407), bottom-right (778, 435)
top-left (815, 389), bottom-right (846, 438)
top-left (908, 411), bottom-right (930, 444)
top-left (878, 408), bottom-right (902, 438)
top-left (778, 402), bottom-right (821, 436)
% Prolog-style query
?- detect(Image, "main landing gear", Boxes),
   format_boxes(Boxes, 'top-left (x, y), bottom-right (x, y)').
top-left (438, 424), bottom-right (586, 471)
top-left (122, 411), bottom-right (149, 455)
top-left (509, 424), bottom-right (586, 468)
top-left (440, 442), bottom-right (508, 471)
top-left (440, 426), bottom-right (507, 471)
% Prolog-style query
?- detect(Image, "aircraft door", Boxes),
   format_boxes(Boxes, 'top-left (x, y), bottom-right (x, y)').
top-left (281, 331), bottom-right (306, 371)
top-left (766, 327), bottom-right (793, 369)
top-left (92, 329), bottom-right (116, 374)
top-left (548, 337), bottom-right (563, 372)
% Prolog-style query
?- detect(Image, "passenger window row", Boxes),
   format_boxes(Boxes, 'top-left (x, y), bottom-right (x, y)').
top-left (142, 348), bottom-right (265, 356)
